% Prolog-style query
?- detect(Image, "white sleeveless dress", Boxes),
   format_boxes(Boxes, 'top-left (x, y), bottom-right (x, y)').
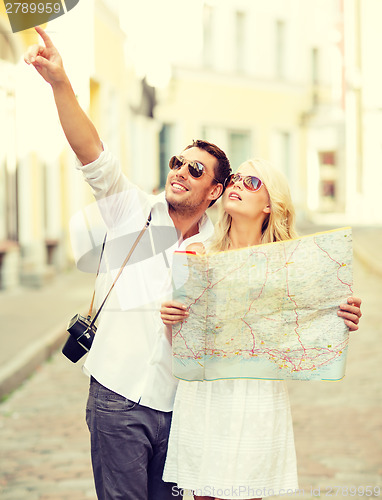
top-left (163, 377), bottom-right (298, 498)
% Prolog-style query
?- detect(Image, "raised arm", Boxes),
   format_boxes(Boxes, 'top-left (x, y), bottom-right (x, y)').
top-left (24, 26), bottom-right (103, 165)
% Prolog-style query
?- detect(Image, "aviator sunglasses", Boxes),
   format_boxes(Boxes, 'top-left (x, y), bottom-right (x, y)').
top-left (169, 155), bottom-right (216, 180)
top-left (225, 173), bottom-right (264, 192)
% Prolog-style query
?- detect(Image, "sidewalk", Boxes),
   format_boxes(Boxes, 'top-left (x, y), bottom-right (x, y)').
top-left (351, 226), bottom-right (382, 278)
top-left (0, 223), bottom-right (381, 400)
top-left (0, 225), bottom-right (381, 499)
top-left (0, 270), bottom-right (94, 399)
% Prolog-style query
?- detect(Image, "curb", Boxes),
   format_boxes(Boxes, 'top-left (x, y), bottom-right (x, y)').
top-left (353, 240), bottom-right (382, 280)
top-left (0, 324), bottom-right (68, 400)
top-left (0, 303), bottom-right (89, 400)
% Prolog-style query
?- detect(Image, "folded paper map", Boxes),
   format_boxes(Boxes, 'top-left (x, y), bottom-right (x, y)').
top-left (172, 227), bottom-right (353, 381)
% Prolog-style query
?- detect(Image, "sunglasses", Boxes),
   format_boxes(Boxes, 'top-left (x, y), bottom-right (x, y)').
top-left (226, 173), bottom-right (263, 192)
top-left (169, 155), bottom-right (213, 180)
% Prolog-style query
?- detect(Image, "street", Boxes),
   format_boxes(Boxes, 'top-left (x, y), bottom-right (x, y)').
top-left (0, 258), bottom-right (381, 500)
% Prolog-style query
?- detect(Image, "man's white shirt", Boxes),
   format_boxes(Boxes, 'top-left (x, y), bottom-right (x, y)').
top-left (73, 144), bottom-right (214, 411)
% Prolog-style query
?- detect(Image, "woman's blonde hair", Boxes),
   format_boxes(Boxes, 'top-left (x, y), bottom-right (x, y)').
top-left (209, 158), bottom-right (298, 252)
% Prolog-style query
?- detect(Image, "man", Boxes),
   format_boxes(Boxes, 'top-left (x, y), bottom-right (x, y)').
top-left (24, 26), bottom-right (362, 500)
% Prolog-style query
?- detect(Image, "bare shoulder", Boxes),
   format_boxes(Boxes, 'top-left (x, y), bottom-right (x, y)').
top-left (186, 242), bottom-right (206, 255)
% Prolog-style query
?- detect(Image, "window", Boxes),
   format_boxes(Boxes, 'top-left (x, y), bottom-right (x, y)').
top-left (311, 47), bottom-right (319, 106)
top-left (319, 151), bottom-right (336, 166)
top-left (229, 132), bottom-right (251, 170)
top-left (5, 163), bottom-right (18, 242)
top-left (275, 20), bottom-right (286, 79)
top-left (105, 88), bottom-right (119, 155)
top-left (271, 130), bottom-right (292, 184)
top-left (159, 124), bottom-right (174, 189)
top-left (311, 47), bottom-right (319, 85)
top-left (0, 30), bottom-right (18, 242)
top-left (235, 11), bottom-right (246, 73)
top-left (203, 4), bottom-right (214, 68)
top-left (280, 132), bottom-right (291, 179)
top-left (318, 150), bottom-right (338, 210)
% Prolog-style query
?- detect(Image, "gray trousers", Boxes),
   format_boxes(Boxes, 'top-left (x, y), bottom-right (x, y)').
top-left (86, 377), bottom-right (182, 500)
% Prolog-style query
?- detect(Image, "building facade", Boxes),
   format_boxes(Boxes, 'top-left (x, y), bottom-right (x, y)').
top-left (154, 0), bottom-right (382, 225)
top-left (1, 0), bottom-right (380, 291)
top-left (0, 0), bottom-right (135, 289)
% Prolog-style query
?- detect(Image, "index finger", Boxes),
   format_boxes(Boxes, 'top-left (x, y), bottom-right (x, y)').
top-left (35, 26), bottom-right (54, 48)
top-left (161, 300), bottom-right (187, 310)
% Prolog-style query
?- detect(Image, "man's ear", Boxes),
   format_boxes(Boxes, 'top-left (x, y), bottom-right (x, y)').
top-left (209, 182), bottom-right (224, 202)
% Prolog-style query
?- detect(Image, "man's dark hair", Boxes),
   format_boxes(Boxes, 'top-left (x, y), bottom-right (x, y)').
top-left (184, 139), bottom-right (231, 207)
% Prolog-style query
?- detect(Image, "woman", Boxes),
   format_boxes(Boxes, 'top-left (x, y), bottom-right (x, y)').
top-left (160, 158), bottom-right (361, 500)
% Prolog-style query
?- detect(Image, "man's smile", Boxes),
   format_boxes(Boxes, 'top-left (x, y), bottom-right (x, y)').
top-left (171, 182), bottom-right (189, 192)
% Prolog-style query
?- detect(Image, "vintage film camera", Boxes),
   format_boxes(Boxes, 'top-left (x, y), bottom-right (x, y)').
top-left (62, 314), bottom-right (96, 363)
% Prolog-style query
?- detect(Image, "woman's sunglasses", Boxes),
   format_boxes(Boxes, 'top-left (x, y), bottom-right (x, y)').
top-left (169, 155), bottom-right (209, 179)
top-left (225, 173), bottom-right (263, 192)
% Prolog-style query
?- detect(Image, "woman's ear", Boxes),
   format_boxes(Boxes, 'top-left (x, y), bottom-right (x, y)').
top-left (263, 204), bottom-right (271, 214)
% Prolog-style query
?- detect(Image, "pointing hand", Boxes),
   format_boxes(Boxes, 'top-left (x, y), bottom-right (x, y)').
top-left (24, 26), bottom-right (66, 85)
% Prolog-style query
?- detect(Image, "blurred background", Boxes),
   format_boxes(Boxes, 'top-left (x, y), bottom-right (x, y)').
top-left (0, 0), bottom-right (381, 288)
top-left (0, 1), bottom-right (381, 498)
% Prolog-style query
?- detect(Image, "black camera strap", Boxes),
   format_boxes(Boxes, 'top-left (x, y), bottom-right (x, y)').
top-left (88, 212), bottom-right (152, 329)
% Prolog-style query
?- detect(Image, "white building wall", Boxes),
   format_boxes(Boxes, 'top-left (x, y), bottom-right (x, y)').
top-left (342, 0), bottom-right (382, 223)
